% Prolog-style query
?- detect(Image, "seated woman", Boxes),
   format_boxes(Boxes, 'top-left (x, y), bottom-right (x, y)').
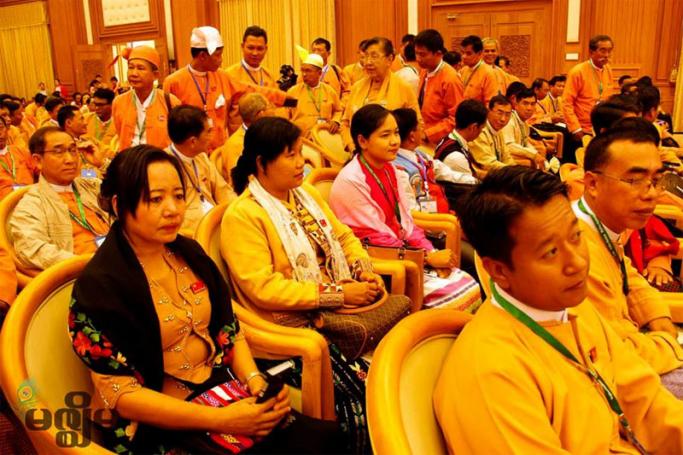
top-left (69, 146), bottom-right (341, 454)
top-left (330, 104), bottom-right (481, 310)
top-left (222, 117), bottom-right (411, 454)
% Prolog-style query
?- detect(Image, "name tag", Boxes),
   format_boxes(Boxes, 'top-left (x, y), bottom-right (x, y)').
top-left (94, 235), bottom-right (106, 248)
top-left (81, 168), bottom-right (97, 179)
top-left (418, 197), bottom-right (438, 214)
top-left (215, 94), bottom-right (226, 109)
top-left (200, 198), bottom-right (214, 215)
top-left (12, 184), bottom-right (25, 191)
top-left (190, 280), bottom-right (206, 294)
top-left (207, 117), bottom-right (214, 128)
top-left (317, 118), bottom-right (327, 124)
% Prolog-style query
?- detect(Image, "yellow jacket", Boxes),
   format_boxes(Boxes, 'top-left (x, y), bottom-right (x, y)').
top-left (341, 72), bottom-right (422, 150)
top-left (221, 183), bottom-right (370, 324)
top-left (578, 217), bottom-right (683, 373)
top-left (434, 300), bottom-right (683, 454)
top-left (286, 82), bottom-right (342, 136)
top-left (216, 126), bottom-right (246, 184)
top-left (468, 121), bottom-right (514, 176)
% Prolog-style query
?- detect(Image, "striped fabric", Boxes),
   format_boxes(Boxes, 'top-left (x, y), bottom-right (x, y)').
top-left (190, 380), bottom-right (254, 453)
top-left (423, 269), bottom-right (482, 312)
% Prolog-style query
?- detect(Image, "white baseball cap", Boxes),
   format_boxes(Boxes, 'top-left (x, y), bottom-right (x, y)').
top-left (190, 26), bottom-right (224, 55)
top-left (302, 53), bottom-right (324, 69)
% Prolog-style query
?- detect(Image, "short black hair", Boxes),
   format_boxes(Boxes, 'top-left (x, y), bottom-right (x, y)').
top-left (34, 93), bottom-right (47, 105)
top-left (443, 51), bottom-right (461, 65)
top-left (414, 29), bottom-right (444, 54)
top-left (111, 76), bottom-right (118, 82)
top-left (351, 104), bottom-right (393, 154)
top-left (403, 43), bottom-right (416, 61)
top-left (638, 86), bottom-right (660, 114)
top-left (461, 35), bottom-right (483, 53)
top-left (89, 79), bottom-right (100, 88)
top-left (232, 117), bottom-right (301, 194)
top-left (243, 25), bottom-right (267, 43)
top-left (618, 75), bottom-right (632, 86)
top-left (455, 99), bottom-right (488, 129)
top-left (190, 47), bottom-right (208, 58)
top-left (57, 105), bottom-right (80, 129)
top-left (505, 81), bottom-right (527, 100)
top-left (312, 37), bottom-right (331, 52)
top-left (362, 37), bottom-right (394, 57)
top-left (168, 105), bottom-right (208, 144)
top-left (495, 55), bottom-right (511, 67)
top-left (392, 108), bottom-right (419, 142)
top-left (401, 34), bottom-right (415, 45)
top-left (2, 99), bottom-right (21, 114)
top-left (589, 35), bottom-right (613, 51)
top-left (358, 39), bottom-right (368, 50)
top-left (93, 88), bottom-right (115, 104)
top-left (584, 118), bottom-right (659, 172)
top-left (636, 76), bottom-right (653, 90)
top-left (45, 96), bottom-right (65, 113)
top-left (28, 126), bottom-right (63, 155)
top-left (549, 75), bottom-right (566, 86)
top-left (100, 145), bottom-right (186, 226)
top-left (489, 94), bottom-right (511, 110)
top-left (590, 95), bottom-right (640, 133)
top-left (516, 88), bottom-right (536, 102)
top-left (456, 166), bottom-right (568, 266)
top-left (531, 78), bottom-right (549, 91)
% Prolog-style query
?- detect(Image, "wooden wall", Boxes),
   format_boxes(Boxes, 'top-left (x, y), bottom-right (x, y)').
top-left (419, 0), bottom-right (682, 112)
top-left (334, 0), bottom-right (408, 67)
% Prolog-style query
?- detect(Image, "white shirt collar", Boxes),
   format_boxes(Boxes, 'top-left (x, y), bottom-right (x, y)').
top-left (48, 182), bottom-right (73, 193)
top-left (134, 90), bottom-right (155, 110)
top-left (241, 59), bottom-right (261, 72)
top-left (48, 118), bottom-right (59, 126)
top-left (425, 59), bottom-right (445, 78)
top-left (170, 143), bottom-right (194, 165)
top-left (491, 283), bottom-right (567, 322)
top-left (573, 197), bottom-right (620, 243)
top-left (0, 146), bottom-right (8, 156)
top-left (188, 64), bottom-right (207, 77)
top-left (241, 123), bottom-right (248, 132)
top-left (448, 129), bottom-right (469, 150)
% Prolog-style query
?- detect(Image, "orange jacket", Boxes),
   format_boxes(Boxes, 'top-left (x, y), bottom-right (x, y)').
top-left (112, 88), bottom-right (180, 151)
top-left (460, 60), bottom-right (500, 106)
top-left (562, 60), bottom-right (616, 132)
top-left (418, 62), bottom-right (464, 144)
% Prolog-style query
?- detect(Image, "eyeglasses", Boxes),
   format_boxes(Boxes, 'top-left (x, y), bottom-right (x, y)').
top-left (592, 171), bottom-right (663, 194)
top-left (44, 144), bottom-right (79, 157)
top-left (365, 53), bottom-right (388, 63)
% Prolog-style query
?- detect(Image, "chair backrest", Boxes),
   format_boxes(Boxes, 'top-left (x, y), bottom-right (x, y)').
top-left (0, 186), bottom-right (39, 287)
top-left (210, 149), bottom-right (225, 178)
top-left (367, 309), bottom-right (472, 455)
top-left (575, 147), bottom-right (586, 168)
top-left (310, 125), bottom-right (349, 167)
top-left (194, 202), bottom-right (229, 282)
top-left (301, 139), bottom-right (325, 171)
top-left (473, 251), bottom-right (491, 298)
top-left (0, 254), bottom-right (111, 454)
top-left (304, 168), bottom-right (340, 203)
top-left (559, 163), bottom-right (585, 201)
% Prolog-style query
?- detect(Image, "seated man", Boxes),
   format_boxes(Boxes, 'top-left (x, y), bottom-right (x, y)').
top-left (468, 95), bottom-right (515, 177)
top-left (10, 127), bottom-right (110, 271)
top-left (501, 85), bottom-right (548, 170)
top-left (0, 116), bottom-right (36, 200)
top-left (58, 105), bottom-right (106, 177)
top-left (576, 119), bottom-right (683, 394)
top-left (286, 53), bottom-right (342, 137)
top-left (638, 86), bottom-right (681, 169)
top-left (392, 108), bottom-right (475, 213)
top-left (436, 165), bottom-right (683, 453)
top-left (434, 99), bottom-right (488, 177)
top-left (217, 92), bottom-right (269, 182)
top-left (167, 105), bottom-right (235, 236)
top-left (40, 96), bottom-right (64, 127)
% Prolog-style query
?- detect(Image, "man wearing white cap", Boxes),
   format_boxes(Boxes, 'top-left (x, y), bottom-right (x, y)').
top-left (286, 53), bottom-right (342, 136)
top-left (164, 26), bottom-right (287, 151)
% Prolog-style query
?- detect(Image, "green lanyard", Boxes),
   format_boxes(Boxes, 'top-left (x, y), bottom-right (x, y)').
top-left (133, 90), bottom-right (155, 143)
top-left (359, 154), bottom-right (401, 225)
top-left (306, 84), bottom-right (323, 115)
top-left (69, 184), bottom-right (97, 234)
top-left (0, 149), bottom-right (16, 180)
top-left (491, 281), bottom-right (649, 455)
top-left (578, 199), bottom-right (629, 295)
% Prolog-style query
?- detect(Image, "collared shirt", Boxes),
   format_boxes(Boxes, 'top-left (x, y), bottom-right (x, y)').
top-left (241, 59), bottom-right (262, 72)
top-left (490, 283), bottom-right (567, 322)
top-left (48, 182), bottom-right (73, 193)
top-left (442, 129), bottom-right (474, 175)
top-left (572, 197), bottom-right (620, 243)
top-left (132, 90), bottom-right (155, 146)
top-left (187, 64), bottom-right (207, 77)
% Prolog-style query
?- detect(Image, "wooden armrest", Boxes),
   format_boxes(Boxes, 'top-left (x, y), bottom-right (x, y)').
top-left (664, 293), bottom-right (683, 323)
top-left (414, 218), bottom-right (461, 266)
top-left (655, 205), bottom-right (683, 228)
top-left (371, 258), bottom-right (406, 295)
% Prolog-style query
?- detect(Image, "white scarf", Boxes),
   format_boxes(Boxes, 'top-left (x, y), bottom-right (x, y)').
top-left (248, 179), bottom-right (352, 283)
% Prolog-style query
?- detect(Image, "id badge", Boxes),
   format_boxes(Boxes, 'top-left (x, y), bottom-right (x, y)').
top-left (215, 94), bottom-right (226, 109)
top-left (81, 168), bottom-right (97, 179)
top-left (12, 184), bottom-right (24, 191)
top-left (207, 117), bottom-right (214, 128)
top-left (200, 198), bottom-right (214, 215)
top-left (94, 235), bottom-right (106, 248)
top-left (317, 118), bottom-right (327, 124)
top-left (419, 198), bottom-right (438, 213)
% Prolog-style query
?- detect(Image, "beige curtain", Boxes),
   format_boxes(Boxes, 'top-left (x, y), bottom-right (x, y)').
top-left (218, 0), bottom-right (336, 76)
top-left (0, 1), bottom-right (54, 99)
top-left (674, 34), bottom-right (683, 132)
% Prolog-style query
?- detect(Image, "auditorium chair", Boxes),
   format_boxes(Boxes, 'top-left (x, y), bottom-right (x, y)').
top-left (366, 309), bottom-right (472, 454)
top-left (0, 186), bottom-right (40, 288)
top-left (310, 124), bottom-right (350, 168)
top-left (301, 139), bottom-right (325, 172)
top-left (209, 147), bottom-right (224, 177)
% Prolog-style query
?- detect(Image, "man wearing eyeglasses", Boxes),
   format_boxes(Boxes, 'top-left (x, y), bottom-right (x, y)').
top-left (468, 95), bottom-right (515, 178)
top-left (9, 127), bottom-right (110, 271)
top-left (574, 118), bottom-right (683, 396)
